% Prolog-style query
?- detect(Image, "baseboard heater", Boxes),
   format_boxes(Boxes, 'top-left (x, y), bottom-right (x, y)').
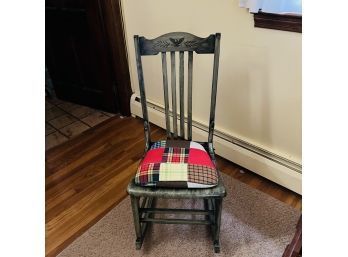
top-left (130, 94), bottom-right (302, 194)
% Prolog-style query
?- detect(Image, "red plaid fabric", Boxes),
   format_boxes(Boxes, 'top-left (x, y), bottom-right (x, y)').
top-left (138, 163), bottom-right (160, 186)
top-left (135, 140), bottom-right (218, 188)
top-left (162, 147), bottom-right (189, 163)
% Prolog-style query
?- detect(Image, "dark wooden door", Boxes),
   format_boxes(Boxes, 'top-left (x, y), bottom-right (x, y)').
top-left (46, 0), bottom-right (129, 113)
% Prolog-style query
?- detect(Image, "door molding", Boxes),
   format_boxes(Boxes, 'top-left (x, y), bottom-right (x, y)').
top-left (99, 0), bottom-right (132, 116)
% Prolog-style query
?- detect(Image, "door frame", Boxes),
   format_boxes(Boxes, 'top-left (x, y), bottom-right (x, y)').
top-left (99, 0), bottom-right (132, 116)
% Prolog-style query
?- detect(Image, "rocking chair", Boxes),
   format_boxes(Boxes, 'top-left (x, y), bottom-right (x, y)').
top-left (127, 32), bottom-right (226, 253)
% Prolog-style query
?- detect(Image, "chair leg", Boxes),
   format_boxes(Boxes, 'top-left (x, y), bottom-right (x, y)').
top-left (213, 197), bottom-right (223, 253)
top-left (130, 195), bottom-right (143, 250)
top-left (204, 199), bottom-right (209, 221)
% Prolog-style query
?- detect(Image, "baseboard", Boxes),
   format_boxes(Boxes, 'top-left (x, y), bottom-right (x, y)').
top-left (130, 94), bottom-right (302, 195)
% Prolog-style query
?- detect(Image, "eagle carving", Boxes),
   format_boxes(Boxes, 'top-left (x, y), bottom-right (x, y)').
top-left (169, 37), bottom-right (184, 47)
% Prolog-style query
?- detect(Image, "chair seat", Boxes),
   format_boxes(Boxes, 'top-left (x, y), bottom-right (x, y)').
top-left (127, 176), bottom-right (226, 198)
top-left (134, 140), bottom-right (219, 189)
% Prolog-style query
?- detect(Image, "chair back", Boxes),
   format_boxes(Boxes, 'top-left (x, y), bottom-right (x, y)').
top-left (134, 32), bottom-right (221, 150)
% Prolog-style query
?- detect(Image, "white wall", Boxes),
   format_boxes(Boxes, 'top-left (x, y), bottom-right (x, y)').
top-left (121, 0), bottom-right (302, 165)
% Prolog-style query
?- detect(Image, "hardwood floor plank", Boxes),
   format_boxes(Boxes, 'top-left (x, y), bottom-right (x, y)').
top-left (46, 118), bottom-right (139, 172)
top-left (46, 162), bottom-right (138, 257)
top-left (46, 118), bottom-right (145, 188)
top-left (46, 116), bottom-right (122, 161)
top-left (45, 116), bottom-right (301, 256)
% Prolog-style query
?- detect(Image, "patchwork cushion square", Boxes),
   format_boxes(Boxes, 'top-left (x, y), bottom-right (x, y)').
top-left (135, 140), bottom-right (218, 188)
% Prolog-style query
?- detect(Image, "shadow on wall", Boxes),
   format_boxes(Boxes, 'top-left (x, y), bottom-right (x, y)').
top-left (216, 44), bottom-right (272, 149)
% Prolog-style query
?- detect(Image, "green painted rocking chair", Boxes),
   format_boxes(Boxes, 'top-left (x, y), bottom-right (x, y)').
top-left (127, 32), bottom-right (226, 253)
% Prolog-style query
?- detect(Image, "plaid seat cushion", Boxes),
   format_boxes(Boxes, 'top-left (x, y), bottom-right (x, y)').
top-left (135, 140), bottom-right (218, 188)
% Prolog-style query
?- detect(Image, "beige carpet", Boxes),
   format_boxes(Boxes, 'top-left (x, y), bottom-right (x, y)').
top-left (58, 174), bottom-right (300, 257)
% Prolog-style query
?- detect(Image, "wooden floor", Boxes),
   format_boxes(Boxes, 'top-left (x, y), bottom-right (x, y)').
top-left (45, 116), bottom-right (302, 257)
